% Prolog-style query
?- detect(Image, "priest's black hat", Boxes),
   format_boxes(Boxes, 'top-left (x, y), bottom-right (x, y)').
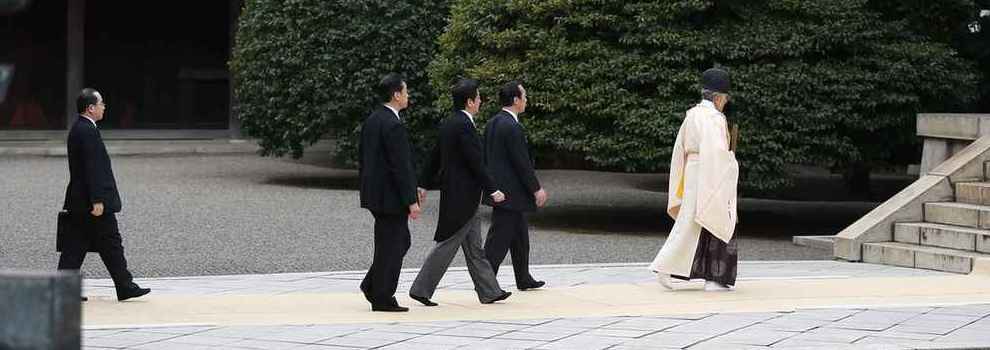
top-left (702, 68), bottom-right (730, 93)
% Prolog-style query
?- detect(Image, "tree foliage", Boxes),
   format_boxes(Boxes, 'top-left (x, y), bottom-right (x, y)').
top-left (230, 0), bottom-right (449, 160)
top-left (430, 0), bottom-right (978, 191)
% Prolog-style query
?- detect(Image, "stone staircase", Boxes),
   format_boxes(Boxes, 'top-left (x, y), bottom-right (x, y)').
top-left (862, 165), bottom-right (990, 274)
top-left (819, 114), bottom-right (990, 274)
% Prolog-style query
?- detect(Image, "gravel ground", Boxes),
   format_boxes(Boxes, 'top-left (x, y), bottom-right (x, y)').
top-left (0, 154), bottom-right (868, 278)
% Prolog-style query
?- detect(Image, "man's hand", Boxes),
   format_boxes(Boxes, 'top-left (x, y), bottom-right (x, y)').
top-left (90, 203), bottom-right (104, 217)
top-left (417, 187), bottom-right (427, 204)
top-left (409, 203), bottom-right (422, 220)
top-left (490, 190), bottom-right (506, 203)
top-left (534, 188), bottom-right (548, 208)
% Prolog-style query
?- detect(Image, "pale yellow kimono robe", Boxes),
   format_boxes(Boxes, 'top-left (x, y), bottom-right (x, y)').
top-left (649, 100), bottom-right (739, 277)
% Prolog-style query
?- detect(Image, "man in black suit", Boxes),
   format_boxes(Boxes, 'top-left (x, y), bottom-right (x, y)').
top-left (358, 73), bottom-right (422, 312)
top-left (483, 81), bottom-right (548, 290)
top-left (409, 79), bottom-right (512, 306)
top-left (58, 88), bottom-right (150, 302)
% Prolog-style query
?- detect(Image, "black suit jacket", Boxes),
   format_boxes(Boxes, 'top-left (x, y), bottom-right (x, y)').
top-left (359, 106), bottom-right (418, 215)
top-left (63, 116), bottom-right (122, 214)
top-left (482, 111), bottom-right (540, 212)
top-left (420, 111), bottom-right (497, 241)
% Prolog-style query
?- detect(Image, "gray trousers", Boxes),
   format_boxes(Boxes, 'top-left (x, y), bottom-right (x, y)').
top-left (410, 213), bottom-right (505, 303)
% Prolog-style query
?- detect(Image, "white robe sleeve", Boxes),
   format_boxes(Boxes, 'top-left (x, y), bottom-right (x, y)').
top-left (694, 111), bottom-right (740, 243)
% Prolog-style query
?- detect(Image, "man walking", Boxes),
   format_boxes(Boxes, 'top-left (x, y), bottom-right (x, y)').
top-left (409, 79), bottom-right (512, 306)
top-left (359, 73), bottom-right (422, 312)
top-left (483, 81), bottom-right (547, 290)
top-left (59, 88), bottom-right (150, 302)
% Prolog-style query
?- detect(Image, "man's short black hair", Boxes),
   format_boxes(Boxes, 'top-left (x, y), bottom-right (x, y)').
top-left (379, 73), bottom-right (405, 103)
top-left (451, 79), bottom-right (480, 111)
top-left (76, 88), bottom-right (101, 114)
top-left (498, 81), bottom-right (523, 107)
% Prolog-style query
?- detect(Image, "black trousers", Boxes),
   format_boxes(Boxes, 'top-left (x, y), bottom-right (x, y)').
top-left (361, 211), bottom-right (411, 306)
top-left (484, 208), bottom-right (537, 285)
top-left (56, 212), bottom-right (135, 289)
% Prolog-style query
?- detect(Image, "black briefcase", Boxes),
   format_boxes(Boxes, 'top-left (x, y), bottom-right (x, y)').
top-left (57, 211), bottom-right (96, 252)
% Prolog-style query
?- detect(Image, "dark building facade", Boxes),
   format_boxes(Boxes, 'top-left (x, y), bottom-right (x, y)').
top-left (0, 0), bottom-right (242, 139)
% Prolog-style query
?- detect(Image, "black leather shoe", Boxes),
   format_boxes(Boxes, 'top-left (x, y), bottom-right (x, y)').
top-left (410, 294), bottom-right (437, 306)
top-left (371, 304), bottom-right (409, 312)
top-left (517, 281), bottom-right (545, 291)
top-left (482, 291), bottom-right (512, 304)
top-left (117, 287), bottom-right (151, 301)
top-left (81, 296), bottom-right (88, 302)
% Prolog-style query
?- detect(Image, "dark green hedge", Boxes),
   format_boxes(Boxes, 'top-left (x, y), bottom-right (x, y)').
top-left (230, 0), bottom-right (449, 161)
top-left (231, 0), bottom-right (982, 192)
top-left (429, 0), bottom-right (979, 191)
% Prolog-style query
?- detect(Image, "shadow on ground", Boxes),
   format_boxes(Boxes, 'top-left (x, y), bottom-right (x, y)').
top-left (263, 166), bottom-right (894, 238)
top-left (265, 175), bottom-right (359, 190)
top-left (527, 205), bottom-right (869, 238)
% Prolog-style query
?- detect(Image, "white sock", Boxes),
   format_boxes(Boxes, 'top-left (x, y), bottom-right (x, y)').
top-left (657, 273), bottom-right (674, 290)
top-left (704, 281), bottom-right (732, 291)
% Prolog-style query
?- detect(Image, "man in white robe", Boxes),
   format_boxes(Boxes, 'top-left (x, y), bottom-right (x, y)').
top-left (650, 68), bottom-right (739, 292)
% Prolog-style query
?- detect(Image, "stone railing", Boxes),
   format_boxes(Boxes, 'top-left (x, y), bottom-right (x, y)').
top-left (918, 114), bottom-right (990, 176)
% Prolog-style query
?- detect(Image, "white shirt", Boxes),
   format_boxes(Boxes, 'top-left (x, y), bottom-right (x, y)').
top-left (698, 100), bottom-right (724, 117)
top-left (463, 109), bottom-right (499, 198)
top-left (384, 105), bottom-right (401, 120)
top-left (502, 108), bottom-right (519, 123)
top-left (461, 110), bottom-right (476, 126)
top-left (81, 115), bottom-right (98, 128)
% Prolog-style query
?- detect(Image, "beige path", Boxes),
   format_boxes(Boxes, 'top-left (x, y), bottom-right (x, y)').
top-left (84, 274), bottom-right (990, 327)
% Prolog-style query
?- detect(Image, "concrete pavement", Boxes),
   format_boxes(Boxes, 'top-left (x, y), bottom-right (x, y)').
top-left (77, 262), bottom-right (990, 349)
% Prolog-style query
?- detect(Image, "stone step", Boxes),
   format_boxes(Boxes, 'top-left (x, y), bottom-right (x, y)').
top-left (862, 241), bottom-right (990, 274)
top-left (923, 202), bottom-right (990, 228)
top-left (956, 182), bottom-right (990, 205)
top-left (792, 235), bottom-right (835, 251)
top-left (894, 222), bottom-right (990, 252)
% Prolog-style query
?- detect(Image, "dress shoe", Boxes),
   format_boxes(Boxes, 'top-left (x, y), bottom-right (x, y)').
top-left (481, 291), bottom-right (512, 304)
top-left (116, 286), bottom-right (151, 301)
top-left (704, 281), bottom-right (733, 292)
top-left (371, 304), bottom-right (409, 312)
top-left (517, 280), bottom-right (545, 291)
top-left (409, 294), bottom-right (437, 306)
top-left (81, 296), bottom-right (88, 302)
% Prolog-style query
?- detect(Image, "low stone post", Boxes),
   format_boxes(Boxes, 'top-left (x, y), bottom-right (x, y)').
top-left (0, 270), bottom-right (81, 350)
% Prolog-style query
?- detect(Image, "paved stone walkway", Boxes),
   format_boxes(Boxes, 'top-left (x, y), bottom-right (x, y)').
top-left (84, 306), bottom-right (990, 349)
top-left (79, 262), bottom-right (990, 349)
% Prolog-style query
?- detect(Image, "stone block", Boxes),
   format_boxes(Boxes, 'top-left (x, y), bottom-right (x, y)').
top-left (0, 270), bottom-right (81, 350)
top-left (863, 243), bottom-right (914, 268)
top-left (915, 250), bottom-right (973, 274)
top-left (894, 224), bottom-right (921, 244)
top-left (919, 224), bottom-right (978, 251)
top-left (917, 114), bottom-right (981, 140)
top-left (977, 235), bottom-right (990, 254)
top-left (955, 182), bottom-right (986, 204)
top-left (924, 202), bottom-right (980, 228)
